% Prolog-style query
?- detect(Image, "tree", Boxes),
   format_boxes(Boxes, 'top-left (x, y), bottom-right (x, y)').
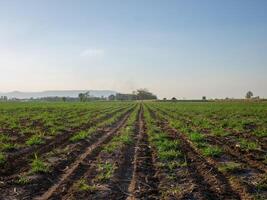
top-left (116, 93), bottom-right (136, 100)
top-left (136, 89), bottom-right (157, 100)
top-left (108, 94), bottom-right (116, 101)
top-left (246, 91), bottom-right (253, 99)
top-left (202, 96), bottom-right (206, 100)
top-left (62, 97), bottom-right (66, 102)
top-left (84, 91), bottom-right (90, 99)
top-left (78, 91), bottom-right (90, 102)
top-left (78, 93), bottom-right (85, 102)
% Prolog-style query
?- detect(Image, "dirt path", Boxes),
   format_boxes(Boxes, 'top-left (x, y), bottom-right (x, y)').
top-left (106, 118), bottom-right (138, 199)
top-left (127, 105), bottom-right (159, 200)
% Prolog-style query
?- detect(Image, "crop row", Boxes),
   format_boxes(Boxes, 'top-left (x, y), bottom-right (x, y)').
top-left (0, 101), bottom-right (266, 200)
top-left (145, 102), bottom-right (267, 200)
top-left (0, 102), bottom-right (134, 169)
top-left (0, 103), bottom-right (137, 199)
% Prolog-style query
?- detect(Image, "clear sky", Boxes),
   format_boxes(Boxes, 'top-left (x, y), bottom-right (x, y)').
top-left (0, 0), bottom-right (266, 99)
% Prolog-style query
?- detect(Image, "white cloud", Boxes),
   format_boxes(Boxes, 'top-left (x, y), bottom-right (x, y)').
top-left (80, 48), bottom-right (104, 57)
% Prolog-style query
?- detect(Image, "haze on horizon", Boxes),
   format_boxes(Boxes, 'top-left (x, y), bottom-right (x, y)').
top-left (0, 0), bottom-right (266, 99)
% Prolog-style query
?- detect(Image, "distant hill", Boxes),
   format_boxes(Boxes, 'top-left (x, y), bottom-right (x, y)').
top-left (0, 90), bottom-right (117, 99)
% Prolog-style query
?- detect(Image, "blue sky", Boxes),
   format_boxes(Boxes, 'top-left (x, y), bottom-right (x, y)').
top-left (0, 0), bottom-right (266, 98)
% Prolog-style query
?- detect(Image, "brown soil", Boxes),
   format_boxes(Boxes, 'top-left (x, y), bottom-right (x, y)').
top-left (127, 105), bottom-right (159, 200)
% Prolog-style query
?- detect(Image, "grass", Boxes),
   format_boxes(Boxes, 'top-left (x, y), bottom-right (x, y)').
top-left (26, 134), bottom-right (44, 146)
top-left (157, 140), bottom-right (180, 152)
top-left (213, 128), bottom-right (231, 137)
top-left (159, 159), bottom-right (187, 171)
top-left (144, 107), bottom-right (186, 175)
top-left (96, 161), bottom-right (117, 182)
top-left (70, 106), bottom-right (134, 143)
top-left (74, 179), bottom-right (97, 192)
top-left (202, 145), bottom-right (223, 157)
top-left (0, 134), bottom-right (10, 143)
top-left (158, 150), bottom-right (182, 161)
top-left (238, 138), bottom-right (259, 151)
top-left (102, 142), bottom-right (118, 153)
top-left (48, 127), bottom-right (59, 136)
top-left (218, 162), bottom-right (242, 173)
top-left (188, 131), bottom-right (223, 158)
top-left (102, 106), bottom-right (137, 153)
top-left (70, 130), bottom-right (89, 142)
top-left (16, 175), bottom-right (30, 185)
top-left (70, 127), bottom-right (97, 142)
top-left (162, 186), bottom-right (181, 198)
top-left (255, 175), bottom-right (267, 191)
top-left (2, 143), bottom-right (17, 151)
top-left (0, 152), bottom-right (6, 165)
top-left (254, 175), bottom-right (267, 200)
top-left (118, 127), bottom-right (133, 145)
top-left (31, 154), bottom-right (48, 173)
top-left (95, 109), bottom-right (128, 129)
top-left (151, 132), bottom-right (182, 161)
top-left (103, 127), bottom-right (133, 153)
top-left (189, 132), bottom-right (204, 142)
top-left (254, 129), bottom-right (267, 138)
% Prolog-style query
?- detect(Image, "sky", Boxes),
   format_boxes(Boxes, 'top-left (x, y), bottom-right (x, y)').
top-left (0, 0), bottom-right (266, 99)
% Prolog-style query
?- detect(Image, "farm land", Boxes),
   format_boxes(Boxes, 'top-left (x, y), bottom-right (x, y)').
top-left (0, 101), bottom-right (266, 200)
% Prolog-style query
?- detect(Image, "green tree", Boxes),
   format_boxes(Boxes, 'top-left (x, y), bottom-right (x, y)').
top-left (246, 91), bottom-right (253, 99)
top-left (136, 89), bottom-right (157, 100)
top-left (78, 91), bottom-right (90, 102)
top-left (78, 93), bottom-right (85, 102)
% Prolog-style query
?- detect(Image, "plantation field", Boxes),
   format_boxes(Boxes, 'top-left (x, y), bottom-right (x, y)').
top-left (0, 101), bottom-right (266, 200)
